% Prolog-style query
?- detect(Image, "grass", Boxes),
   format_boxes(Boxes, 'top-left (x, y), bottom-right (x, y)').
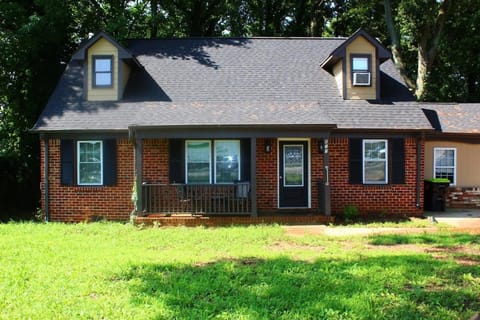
top-left (338, 217), bottom-right (445, 228)
top-left (0, 222), bottom-right (478, 319)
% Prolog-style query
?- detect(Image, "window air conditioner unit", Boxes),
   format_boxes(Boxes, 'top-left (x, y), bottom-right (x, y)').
top-left (353, 72), bottom-right (371, 86)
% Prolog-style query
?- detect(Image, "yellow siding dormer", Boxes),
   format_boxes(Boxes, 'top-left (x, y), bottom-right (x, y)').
top-left (345, 36), bottom-right (377, 100)
top-left (321, 29), bottom-right (390, 101)
top-left (332, 60), bottom-right (343, 96)
top-left (87, 38), bottom-right (119, 101)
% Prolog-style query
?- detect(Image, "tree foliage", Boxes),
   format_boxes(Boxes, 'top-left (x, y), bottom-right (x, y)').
top-left (423, 0), bottom-right (480, 102)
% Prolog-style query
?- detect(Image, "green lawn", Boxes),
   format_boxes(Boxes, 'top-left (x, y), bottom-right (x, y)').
top-left (0, 223), bottom-right (478, 319)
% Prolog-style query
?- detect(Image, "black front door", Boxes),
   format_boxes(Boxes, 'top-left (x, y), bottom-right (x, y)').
top-left (279, 141), bottom-right (309, 207)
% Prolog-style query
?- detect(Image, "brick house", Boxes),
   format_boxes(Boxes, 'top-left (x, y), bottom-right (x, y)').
top-left (32, 29), bottom-right (433, 222)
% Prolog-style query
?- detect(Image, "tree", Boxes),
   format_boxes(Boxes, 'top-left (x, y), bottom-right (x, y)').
top-left (326, 0), bottom-right (389, 40)
top-left (384, 0), bottom-right (452, 100)
top-left (422, 0), bottom-right (480, 102)
top-left (0, 0), bottom-right (72, 213)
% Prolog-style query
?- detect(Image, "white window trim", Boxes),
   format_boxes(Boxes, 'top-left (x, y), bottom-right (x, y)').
top-left (77, 140), bottom-right (103, 186)
top-left (433, 147), bottom-right (456, 186)
top-left (363, 139), bottom-right (388, 184)
top-left (92, 55), bottom-right (113, 88)
top-left (185, 140), bottom-right (212, 184)
top-left (214, 140), bottom-right (241, 184)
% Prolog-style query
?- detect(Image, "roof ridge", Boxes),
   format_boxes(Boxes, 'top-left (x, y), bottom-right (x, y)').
top-left (127, 36), bottom-right (348, 41)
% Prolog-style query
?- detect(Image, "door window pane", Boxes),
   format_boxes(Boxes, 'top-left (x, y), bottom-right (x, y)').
top-left (186, 141), bottom-right (211, 183)
top-left (215, 141), bottom-right (240, 183)
top-left (284, 145), bottom-right (304, 187)
top-left (78, 141), bottom-right (103, 185)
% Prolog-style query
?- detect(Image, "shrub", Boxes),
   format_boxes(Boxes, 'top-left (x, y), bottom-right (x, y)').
top-left (343, 205), bottom-right (360, 221)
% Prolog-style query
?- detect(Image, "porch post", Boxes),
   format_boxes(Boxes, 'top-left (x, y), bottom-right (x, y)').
top-left (250, 137), bottom-right (258, 217)
top-left (323, 138), bottom-right (331, 216)
top-left (134, 136), bottom-right (143, 215)
top-left (42, 136), bottom-right (50, 222)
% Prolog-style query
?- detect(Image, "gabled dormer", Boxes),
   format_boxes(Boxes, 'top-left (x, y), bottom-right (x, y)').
top-left (71, 32), bottom-right (140, 101)
top-left (321, 29), bottom-right (391, 100)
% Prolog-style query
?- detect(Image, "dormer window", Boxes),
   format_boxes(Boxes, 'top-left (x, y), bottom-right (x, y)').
top-left (92, 55), bottom-right (113, 87)
top-left (351, 55), bottom-right (371, 86)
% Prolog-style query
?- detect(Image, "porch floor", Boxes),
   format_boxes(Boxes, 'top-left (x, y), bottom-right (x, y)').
top-left (134, 213), bottom-right (334, 227)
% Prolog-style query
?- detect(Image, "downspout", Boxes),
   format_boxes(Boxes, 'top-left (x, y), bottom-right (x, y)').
top-left (44, 138), bottom-right (50, 222)
top-left (416, 134), bottom-right (423, 209)
top-left (323, 137), bottom-right (331, 216)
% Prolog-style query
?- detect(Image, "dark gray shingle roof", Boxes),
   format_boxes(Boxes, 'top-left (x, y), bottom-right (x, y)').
top-left (33, 37), bottom-right (432, 132)
top-left (422, 103), bottom-right (480, 133)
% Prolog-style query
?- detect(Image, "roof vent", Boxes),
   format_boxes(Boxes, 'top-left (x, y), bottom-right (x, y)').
top-left (353, 72), bottom-right (371, 86)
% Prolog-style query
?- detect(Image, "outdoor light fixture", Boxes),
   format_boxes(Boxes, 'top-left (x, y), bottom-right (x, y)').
top-left (265, 139), bottom-right (272, 153)
top-left (318, 140), bottom-right (325, 154)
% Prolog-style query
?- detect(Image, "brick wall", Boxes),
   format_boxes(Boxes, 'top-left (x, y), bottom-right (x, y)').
top-left (447, 187), bottom-right (480, 208)
top-left (329, 137), bottom-right (423, 216)
top-left (256, 138), bottom-right (278, 211)
top-left (142, 139), bottom-right (169, 183)
top-left (40, 138), bottom-right (134, 222)
top-left (311, 138), bottom-right (325, 210)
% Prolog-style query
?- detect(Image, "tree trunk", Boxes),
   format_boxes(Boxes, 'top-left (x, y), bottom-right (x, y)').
top-left (414, 0), bottom-right (450, 100)
top-left (150, 0), bottom-right (158, 38)
top-left (383, 0), bottom-right (416, 92)
top-left (416, 40), bottom-right (428, 100)
top-left (384, 0), bottom-right (451, 100)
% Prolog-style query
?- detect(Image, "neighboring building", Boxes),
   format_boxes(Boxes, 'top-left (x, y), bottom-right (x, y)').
top-left (32, 29), bottom-right (433, 222)
top-left (423, 104), bottom-right (480, 208)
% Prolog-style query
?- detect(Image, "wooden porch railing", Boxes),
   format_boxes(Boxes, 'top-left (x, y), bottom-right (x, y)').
top-left (142, 182), bottom-right (251, 215)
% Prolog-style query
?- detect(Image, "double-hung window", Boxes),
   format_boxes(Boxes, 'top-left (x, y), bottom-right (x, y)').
top-left (351, 55), bottom-right (371, 86)
top-left (186, 140), bottom-right (240, 184)
top-left (92, 55), bottom-right (113, 87)
top-left (77, 141), bottom-right (103, 185)
top-left (433, 147), bottom-right (456, 185)
top-left (186, 141), bottom-right (212, 184)
top-left (363, 139), bottom-right (387, 184)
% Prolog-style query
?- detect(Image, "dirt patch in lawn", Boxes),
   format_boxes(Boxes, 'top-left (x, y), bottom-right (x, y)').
top-left (283, 225), bottom-right (441, 237)
top-left (366, 243), bottom-right (426, 253)
top-left (268, 240), bottom-right (325, 252)
top-left (426, 246), bottom-right (480, 266)
top-left (367, 244), bottom-right (480, 266)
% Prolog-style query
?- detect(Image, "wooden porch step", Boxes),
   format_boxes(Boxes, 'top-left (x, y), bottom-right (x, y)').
top-left (134, 214), bottom-right (334, 227)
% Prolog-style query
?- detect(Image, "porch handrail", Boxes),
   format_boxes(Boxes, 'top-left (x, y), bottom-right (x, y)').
top-left (142, 182), bottom-right (251, 215)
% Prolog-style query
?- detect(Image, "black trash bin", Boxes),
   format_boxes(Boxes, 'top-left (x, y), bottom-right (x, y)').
top-left (424, 179), bottom-right (450, 211)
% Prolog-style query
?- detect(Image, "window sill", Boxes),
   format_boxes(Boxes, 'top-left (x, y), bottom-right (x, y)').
top-left (92, 85), bottom-right (114, 89)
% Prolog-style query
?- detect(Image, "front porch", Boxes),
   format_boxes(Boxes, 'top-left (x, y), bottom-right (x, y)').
top-left (131, 126), bottom-right (333, 219)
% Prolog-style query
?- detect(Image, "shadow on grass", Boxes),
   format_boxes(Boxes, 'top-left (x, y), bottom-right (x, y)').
top-left (0, 209), bottom-right (35, 223)
top-left (116, 255), bottom-right (479, 319)
top-left (333, 215), bottom-right (416, 226)
top-left (369, 233), bottom-right (480, 247)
